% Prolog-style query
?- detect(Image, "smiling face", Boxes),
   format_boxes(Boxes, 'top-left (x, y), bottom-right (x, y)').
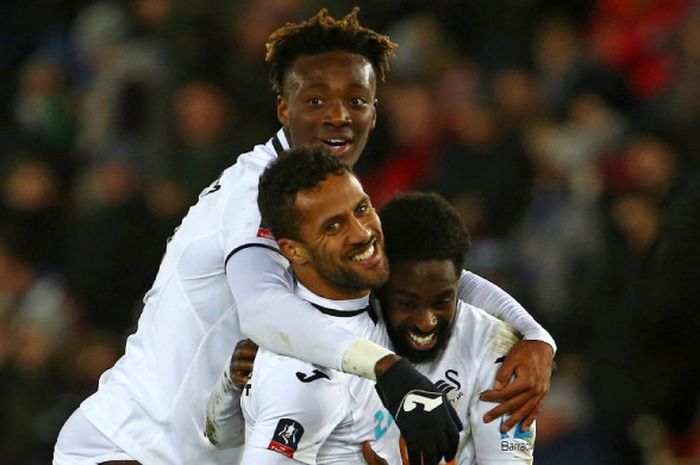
top-left (382, 259), bottom-right (459, 363)
top-left (277, 51), bottom-right (377, 168)
top-left (278, 171), bottom-right (388, 300)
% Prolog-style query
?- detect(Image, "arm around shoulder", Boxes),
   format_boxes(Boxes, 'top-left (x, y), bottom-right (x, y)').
top-left (457, 270), bottom-right (556, 353)
top-left (227, 245), bottom-right (382, 373)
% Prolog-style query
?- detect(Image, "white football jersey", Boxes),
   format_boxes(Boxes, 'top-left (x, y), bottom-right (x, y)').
top-left (76, 130), bottom-right (290, 464)
top-left (57, 126), bottom-right (551, 465)
top-left (370, 300), bottom-right (536, 465)
top-left (241, 284), bottom-right (401, 465)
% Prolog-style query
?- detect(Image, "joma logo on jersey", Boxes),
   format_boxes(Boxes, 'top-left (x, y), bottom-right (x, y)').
top-left (295, 369), bottom-right (330, 383)
top-left (434, 369), bottom-right (463, 403)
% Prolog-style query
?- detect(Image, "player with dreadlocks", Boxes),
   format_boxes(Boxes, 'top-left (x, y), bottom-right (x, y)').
top-left (54, 8), bottom-right (554, 465)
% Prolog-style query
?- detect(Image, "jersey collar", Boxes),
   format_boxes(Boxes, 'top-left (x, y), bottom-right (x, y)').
top-left (268, 128), bottom-right (291, 156)
top-left (295, 282), bottom-right (370, 315)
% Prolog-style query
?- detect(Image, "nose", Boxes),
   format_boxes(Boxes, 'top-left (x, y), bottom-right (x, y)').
top-left (413, 307), bottom-right (438, 333)
top-left (325, 99), bottom-right (351, 126)
top-left (348, 215), bottom-right (372, 244)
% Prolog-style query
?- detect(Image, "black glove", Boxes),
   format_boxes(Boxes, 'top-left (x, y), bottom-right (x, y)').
top-left (375, 358), bottom-right (462, 465)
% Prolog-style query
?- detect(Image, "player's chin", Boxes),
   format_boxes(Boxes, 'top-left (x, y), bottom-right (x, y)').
top-left (355, 268), bottom-right (389, 290)
top-left (401, 345), bottom-right (442, 364)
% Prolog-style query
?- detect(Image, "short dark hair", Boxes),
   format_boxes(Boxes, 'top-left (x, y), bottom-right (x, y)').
top-left (379, 192), bottom-right (471, 273)
top-left (265, 7), bottom-right (397, 95)
top-left (258, 146), bottom-right (353, 240)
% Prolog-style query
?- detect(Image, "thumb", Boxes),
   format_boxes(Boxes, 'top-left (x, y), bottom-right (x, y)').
top-left (362, 441), bottom-right (386, 465)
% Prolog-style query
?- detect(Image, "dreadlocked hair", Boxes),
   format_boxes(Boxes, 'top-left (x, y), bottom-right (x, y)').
top-left (265, 7), bottom-right (397, 95)
top-left (379, 192), bottom-right (471, 274)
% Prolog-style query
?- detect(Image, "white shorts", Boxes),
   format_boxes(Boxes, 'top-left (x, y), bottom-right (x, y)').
top-left (53, 409), bottom-right (135, 465)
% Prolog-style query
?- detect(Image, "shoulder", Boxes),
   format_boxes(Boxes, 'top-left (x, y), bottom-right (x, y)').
top-left (217, 141), bottom-right (278, 191)
top-left (248, 350), bottom-right (349, 427)
top-left (453, 301), bottom-right (521, 358)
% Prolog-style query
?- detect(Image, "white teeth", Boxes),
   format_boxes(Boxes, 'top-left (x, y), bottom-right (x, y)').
top-left (351, 244), bottom-right (374, 261)
top-left (408, 331), bottom-right (435, 346)
top-left (325, 139), bottom-right (346, 146)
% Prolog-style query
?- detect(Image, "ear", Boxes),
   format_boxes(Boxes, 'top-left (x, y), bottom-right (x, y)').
top-left (371, 99), bottom-right (377, 129)
top-left (278, 238), bottom-right (309, 265)
top-left (277, 95), bottom-right (289, 127)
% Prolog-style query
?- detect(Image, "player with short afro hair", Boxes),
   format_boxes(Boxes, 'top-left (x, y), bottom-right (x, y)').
top-left (265, 7), bottom-right (397, 95)
top-left (379, 192), bottom-right (472, 274)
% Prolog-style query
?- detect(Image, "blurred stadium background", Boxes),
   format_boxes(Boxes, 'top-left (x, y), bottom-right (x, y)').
top-left (1, 0), bottom-right (699, 463)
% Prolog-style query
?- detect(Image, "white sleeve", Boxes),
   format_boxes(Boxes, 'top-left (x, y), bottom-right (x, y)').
top-left (458, 270), bottom-right (557, 353)
top-left (205, 358), bottom-right (245, 448)
top-left (227, 245), bottom-right (380, 373)
top-left (241, 351), bottom-right (347, 465)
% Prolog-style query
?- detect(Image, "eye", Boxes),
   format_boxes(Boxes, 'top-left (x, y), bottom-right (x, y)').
top-left (394, 299), bottom-right (416, 311)
top-left (434, 299), bottom-right (453, 310)
top-left (357, 198), bottom-right (376, 215)
top-left (306, 97), bottom-right (324, 105)
top-left (350, 97), bottom-right (369, 107)
top-left (325, 221), bottom-right (340, 233)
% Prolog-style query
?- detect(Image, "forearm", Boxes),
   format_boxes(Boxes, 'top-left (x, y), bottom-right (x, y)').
top-left (458, 270), bottom-right (556, 352)
top-left (227, 247), bottom-right (393, 379)
top-left (205, 360), bottom-right (245, 448)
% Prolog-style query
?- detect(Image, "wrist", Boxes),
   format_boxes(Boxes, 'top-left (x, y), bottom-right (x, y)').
top-left (374, 354), bottom-right (401, 378)
top-left (341, 338), bottom-right (395, 381)
top-left (223, 355), bottom-right (242, 392)
top-left (522, 330), bottom-right (557, 355)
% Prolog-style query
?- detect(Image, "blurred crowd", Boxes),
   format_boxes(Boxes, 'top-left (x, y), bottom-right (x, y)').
top-left (1, 0), bottom-right (699, 464)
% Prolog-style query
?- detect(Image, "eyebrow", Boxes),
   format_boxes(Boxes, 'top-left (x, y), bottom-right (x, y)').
top-left (300, 82), bottom-right (372, 92)
top-left (317, 195), bottom-right (370, 229)
top-left (391, 289), bottom-right (456, 299)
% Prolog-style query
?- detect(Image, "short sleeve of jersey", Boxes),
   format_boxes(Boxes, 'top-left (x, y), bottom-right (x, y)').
top-left (463, 320), bottom-right (535, 464)
top-left (241, 349), bottom-right (351, 465)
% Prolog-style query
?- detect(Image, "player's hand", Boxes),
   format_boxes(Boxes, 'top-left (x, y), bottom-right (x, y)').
top-left (375, 357), bottom-right (462, 465)
top-left (229, 339), bottom-right (258, 390)
top-left (479, 339), bottom-right (553, 432)
top-left (362, 441), bottom-right (388, 465)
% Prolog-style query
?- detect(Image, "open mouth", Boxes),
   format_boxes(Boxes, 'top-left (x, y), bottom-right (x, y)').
top-left (406, 330), bottom-right (438, 350)
top-left (319, 137), bottom-right (351, 154)
top-left (350, 243), bottom-right (376, 262)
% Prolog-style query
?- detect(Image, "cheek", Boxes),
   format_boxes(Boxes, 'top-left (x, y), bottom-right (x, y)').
top-left (293, 113), bottom-right (319, 133)
top-left (439, 311), bottom-right (456, 327)
top-left (387, 310), bottom-right (410, 330)
top-left (355, 113), bottom-right (375, 133)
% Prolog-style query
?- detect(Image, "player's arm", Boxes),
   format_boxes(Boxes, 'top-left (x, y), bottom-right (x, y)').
top-left (205, 339), bottom-right (258, 448)
top-left (227, 246), bottom-right (461, 465)
top-left (228, 245), bottom-right (390, 376)
top-left (469, 343), bottom-right (536, 464)
top-left (458, 270), bottom-right (554, 432)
